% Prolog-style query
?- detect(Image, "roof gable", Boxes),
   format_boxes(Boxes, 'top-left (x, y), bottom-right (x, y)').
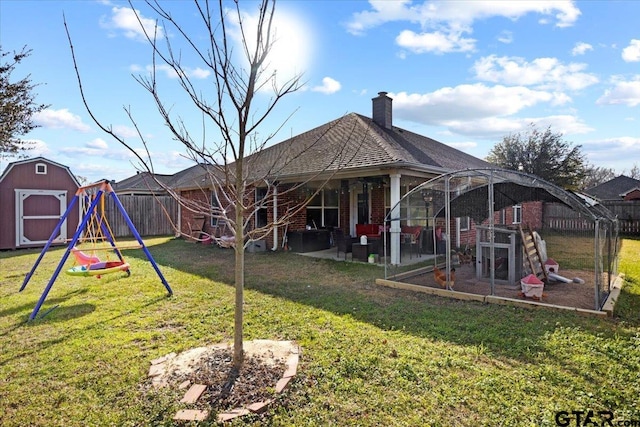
top-left (0, 156), bottom-right (80, 186)
top-left (241, 112), bottom-right (490, 181)
top-left (622, 188), bottom-right (640, 201)
top-left (584, 175), bottom-right (640, 200)
top-left (113, 171), bottom-right (174, 193)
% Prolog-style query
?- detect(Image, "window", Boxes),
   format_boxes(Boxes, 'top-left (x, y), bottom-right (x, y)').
top-left (499, 209), bottom-right (507, 225)
top-left (35, 163), bottom-right (47, 175)
top-left (255, 187), bottom-right (268, 228)
top-left (384, 185), bottom-right (429, 226)
top-left (459, 216), bottom-right (470, 231)
top-left (306, 189), bottom-right (339, 228)
top-left (512, 205), bottom-right (522, 224)
top-left (210, 191), bottom-right (219, 227)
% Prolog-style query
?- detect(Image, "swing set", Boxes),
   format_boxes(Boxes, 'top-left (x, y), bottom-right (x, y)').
top-left (20, 180), bottom-right (173, 320)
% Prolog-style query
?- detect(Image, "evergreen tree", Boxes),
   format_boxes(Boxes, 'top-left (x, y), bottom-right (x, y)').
top-left (0, 47), bottom-right (48, 161)
top-left (487, 124), bottom-right (587, 190)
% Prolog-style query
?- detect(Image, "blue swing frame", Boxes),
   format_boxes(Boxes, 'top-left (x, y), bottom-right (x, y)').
top-left (20, 180), bottom-right (173, 320)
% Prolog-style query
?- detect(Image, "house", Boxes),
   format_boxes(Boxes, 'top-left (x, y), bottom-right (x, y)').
top-left (584, 175), bottom-right (640, 234)
top-left (170, 91), bottom-right (492, 263)
top-left (112, 171), bottom-right (173, 196)
top-left (584, 175), bottom-right (640, 202)
top-left (0, 157), bottom-right (80, 250)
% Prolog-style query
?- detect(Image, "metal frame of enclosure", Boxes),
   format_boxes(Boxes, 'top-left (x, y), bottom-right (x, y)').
top-left (383, 168), bottom-right (620, 310)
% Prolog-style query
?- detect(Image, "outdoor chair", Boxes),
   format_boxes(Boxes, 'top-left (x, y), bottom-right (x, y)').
top-left (335, 229), bottom-right (356, 260)
top-left (401, 226), bottom-right (423, 259)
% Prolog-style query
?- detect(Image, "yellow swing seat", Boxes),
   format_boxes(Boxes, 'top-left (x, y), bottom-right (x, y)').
top-left (66, 261), bottom-right (131, 277)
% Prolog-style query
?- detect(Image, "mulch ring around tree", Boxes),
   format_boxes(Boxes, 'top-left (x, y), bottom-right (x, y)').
top-left (144, 340), bottom-right (300, 423)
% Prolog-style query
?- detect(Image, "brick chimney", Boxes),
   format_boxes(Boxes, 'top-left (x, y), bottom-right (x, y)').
top-left (372, 91), bottom-right (392, 129)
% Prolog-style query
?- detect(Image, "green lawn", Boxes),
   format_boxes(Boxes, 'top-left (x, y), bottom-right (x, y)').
top-left (1, 237), bottom-right (639, 426)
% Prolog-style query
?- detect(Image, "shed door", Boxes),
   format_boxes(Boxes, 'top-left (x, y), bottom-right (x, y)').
top-left (15, 189), bottom-right (67, 247)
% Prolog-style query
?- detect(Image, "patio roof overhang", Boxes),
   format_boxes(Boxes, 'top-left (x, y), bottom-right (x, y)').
top-left (264, 161), bottom-right (451, 186)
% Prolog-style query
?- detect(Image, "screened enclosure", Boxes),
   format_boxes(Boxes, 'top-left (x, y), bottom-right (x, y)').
top-left (382, 168), bottom-right (620, 311)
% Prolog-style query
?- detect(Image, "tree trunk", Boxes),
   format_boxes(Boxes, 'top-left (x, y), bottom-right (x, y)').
top-left (233, 163), bottom-right (245, 370)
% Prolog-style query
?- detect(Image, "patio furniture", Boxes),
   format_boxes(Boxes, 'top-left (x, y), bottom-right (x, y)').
top-left (355, 224), bottom-right (382, 239)
top-left (352, 242), bottom-right (376, 262)
top-left (335, 229), bottom-right (357, 260)
top-left (401, 226), bottom-right (423, 259)
top-left (287, 229), bottom-right (331, 253)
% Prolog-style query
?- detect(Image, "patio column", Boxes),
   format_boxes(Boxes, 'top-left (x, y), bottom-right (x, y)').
top-left (389, 173), bottom-right (401, 265)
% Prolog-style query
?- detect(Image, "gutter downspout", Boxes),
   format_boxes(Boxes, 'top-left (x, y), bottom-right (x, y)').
top-left (271, 185), bottom-right (278, 251)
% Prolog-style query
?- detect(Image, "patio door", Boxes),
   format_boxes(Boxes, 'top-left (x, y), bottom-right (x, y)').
top-left (350, 182), bottom-right (371, 235)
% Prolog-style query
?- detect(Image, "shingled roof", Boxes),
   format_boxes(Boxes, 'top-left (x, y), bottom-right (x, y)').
top-left (112, 171), bottom-right (173, 194)
top-left (584, 175), bottom-right (640, 201)
top-left (168, 92), bottom-right (490, 189)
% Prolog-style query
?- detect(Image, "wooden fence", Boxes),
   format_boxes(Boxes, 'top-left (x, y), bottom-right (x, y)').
top-left (603, 201), bottom-right (640, 235)
top-left (543, 201), bottom-right (640, 235)
top-left (104, 194), bottom-right (178, 238)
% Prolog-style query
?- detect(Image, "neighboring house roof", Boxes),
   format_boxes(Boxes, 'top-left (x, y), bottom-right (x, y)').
top-left (584, 175), bottom-right (640, 201)
top-left (164, 163), bottom-right (216, 192)
top-left (112, 171), bottom-right (174, 195)
top-left (620, 187), bottom-right (640, 199)
top-left (0, 156), bottom-right (80, 187)
top-left (169, 93), bottom-right (491, 190)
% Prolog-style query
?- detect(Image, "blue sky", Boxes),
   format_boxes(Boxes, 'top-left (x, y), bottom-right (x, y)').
top-left (1, 0), bottom-right (639, 183)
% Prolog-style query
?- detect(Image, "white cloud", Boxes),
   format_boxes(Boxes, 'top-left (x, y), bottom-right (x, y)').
top-left (86, 138), bottom-right (109, 150)
top-left (131, 64), bottom-right (211, 80)
top-left (33, 109), bottom-right (91, 132)
top-left (189, 68), bottom-right (211, 79)
top-left (17, 139), bottom-right (51, 158)
top-left (346, 1), bottom-right (581, 37)
top-left (100, 6), bottom-right (162, 42)
top-left (443, 114), bottom-right (593, 138)
top-left (446, 141), bottom-right (478, 150)
top-left (396, 29), bottom-right (476, 54)
top-left (71, 161), bottom-right (132, 182)
top-left (472, 55), bottom-right (598, 91)
top-left (622, 39), bottom-right (640, 62)
top-left (60, 139), bottom-right (114, 157)
top-left (581, 137), bottom-right (640, 170)
top-left (112, 125), bottom-right (139, 139)
top-left (388, 86), bottom-right (591, 140)
top-left (311, 77), bottom-right (341, 94)
top-left (150, 150), bottom-right (196, 172)
top-left (584, 136), bottom-right (640, 150)
top-left (391, 84), bottom-right (568, 123)
top-left (571, 42), bottom-right (593, 56)
top-left (497, 30), bottom-right (513, 44)
top-left (596, 75), bottom-right (640, 107)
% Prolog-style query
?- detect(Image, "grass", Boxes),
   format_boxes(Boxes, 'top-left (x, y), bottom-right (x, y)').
top-left (541, 232), bottom-right (597, 270)
top-left (1, 237), bottom-right (640, 426)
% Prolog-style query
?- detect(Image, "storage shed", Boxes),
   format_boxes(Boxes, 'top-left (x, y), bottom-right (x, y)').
top-left (0, 157), bottom-right (80, 250)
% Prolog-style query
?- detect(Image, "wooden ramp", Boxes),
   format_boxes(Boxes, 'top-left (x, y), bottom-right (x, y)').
top-left (518, 225), bottom-right (548, 282)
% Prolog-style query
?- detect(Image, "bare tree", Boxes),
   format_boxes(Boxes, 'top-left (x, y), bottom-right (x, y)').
top-left (580, 164), bottom-right (616, 190)
top-left (66, 0), bottom-right (361, 370)
top-left (626, 163), bottom-right (640, 180)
